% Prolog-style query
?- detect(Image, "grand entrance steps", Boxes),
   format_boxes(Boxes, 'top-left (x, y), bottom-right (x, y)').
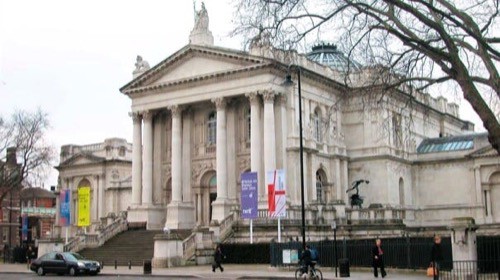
top-left (79, 229), bottom-right (161, 266)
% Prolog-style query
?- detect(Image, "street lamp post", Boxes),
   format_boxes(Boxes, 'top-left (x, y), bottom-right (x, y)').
top-left (332, 221), bottom-right (338, 277)
top-left (285, 67), bottom-right (306, 250)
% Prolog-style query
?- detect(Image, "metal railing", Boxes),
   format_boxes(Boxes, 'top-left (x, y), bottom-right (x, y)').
top-left (439, 260), bottom-right (500, 280)
top-left (270, 237), bottom-right (453, 269)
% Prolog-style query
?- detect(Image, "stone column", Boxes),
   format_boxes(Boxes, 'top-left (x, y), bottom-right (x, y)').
top-left (335, 159), bottom-right (341, 201)
top-left (263, 91), bottom-right (277, 177)
top-left (214, 97), bottom-right (228, 200)
top-left (92, 177), bottom-right (98, 223)
top-left (170, 105), bottom-right (183, 203)
top-left (246, 92), bottom-right (263, 197)
top-left (97, 175), bottom-right (104, 218)
top-left (196, 193), bottom-right (202, 225)
top-left (342, 160), bottom-right (349, 202)
top-left (278, 93), bottom-right (288, 172)
top-left (211, 97), bottom-right (231, 222)
top-left (130, 112), bottom-right (142, 206)
top-left (165, 105), bottom-right (195, 230)
top-left (142, 110), bottom-right (154, 205)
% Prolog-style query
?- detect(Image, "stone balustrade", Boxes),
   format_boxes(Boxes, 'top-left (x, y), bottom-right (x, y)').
top-left (63, 212), bottom-right (128, 252)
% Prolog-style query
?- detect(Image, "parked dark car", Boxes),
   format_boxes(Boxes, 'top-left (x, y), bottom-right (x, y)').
top-left (30, 252), bottom-right (101, 276)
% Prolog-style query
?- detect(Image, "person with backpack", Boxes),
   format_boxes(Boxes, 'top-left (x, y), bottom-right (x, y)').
top-left (299, 244), bottom-right (314, 276)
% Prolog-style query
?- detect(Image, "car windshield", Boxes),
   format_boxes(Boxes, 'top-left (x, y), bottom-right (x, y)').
top-left (63, 253), bottom-right (86, 261)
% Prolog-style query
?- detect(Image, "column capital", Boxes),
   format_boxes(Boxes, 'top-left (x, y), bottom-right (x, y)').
top-left (277, 93), bottom-right (287, 105)
top-left (245, 92), bottom-right (260, 105)
top-left (260, 90), bottom-right (277, 103)
top-left (142, 110), bottom-right (155, 121)
top-left (168, 105), bottom-right (183, 118)
top-left (129, 111), bottom-right (142, 123)
top-left (212, 97), bottom-right (227, 110)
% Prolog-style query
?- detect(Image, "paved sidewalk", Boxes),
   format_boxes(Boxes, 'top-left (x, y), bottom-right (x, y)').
top-left (0, 263), bottom-right (429, 279)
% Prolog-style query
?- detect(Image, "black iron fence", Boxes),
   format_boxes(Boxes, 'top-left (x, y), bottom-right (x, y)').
top-left (478, 236), bottom-right (500, 264)
top-left (223, 235), bottom-right (500, 271)
top-left (269, 237), bottom-right (452, 269)
top-left (439, 260), bottom-right (500, 280)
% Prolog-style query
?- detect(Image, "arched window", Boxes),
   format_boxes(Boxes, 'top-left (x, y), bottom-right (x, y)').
top-left (316, 171), bottom-right (324, 202)
top-left (207, 112), bottom-right (216, 144)
top-left (314, 109), bottom-right (322, 142)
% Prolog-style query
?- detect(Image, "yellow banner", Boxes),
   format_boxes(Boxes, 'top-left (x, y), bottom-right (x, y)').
top-left (77, 186), bottom-right (91, 227)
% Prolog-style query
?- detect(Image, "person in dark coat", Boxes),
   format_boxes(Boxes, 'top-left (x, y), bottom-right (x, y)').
top-left (430, 235), bottom-right (443, 280)
top-left (299, 244), bottom-right (313, 275)
top-left (372, 239), bottom-right (387, 278)
top-left (212, 244), bottom-right (225, 272)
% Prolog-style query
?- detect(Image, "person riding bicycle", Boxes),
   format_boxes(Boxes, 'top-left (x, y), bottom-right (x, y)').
top-left (300, 245), bottom-right (314, 276)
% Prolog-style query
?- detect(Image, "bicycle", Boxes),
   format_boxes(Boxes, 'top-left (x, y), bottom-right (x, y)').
top-left (294, 262), bottom-right (323, 280)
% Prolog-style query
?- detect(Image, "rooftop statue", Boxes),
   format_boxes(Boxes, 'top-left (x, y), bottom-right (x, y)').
top-left (133, 55), bottom-right (150, 74)
top-left (194, 2), bottom-right (209, 31)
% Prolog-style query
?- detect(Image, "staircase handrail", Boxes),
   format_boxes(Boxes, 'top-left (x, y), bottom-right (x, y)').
top-left (63, 235), bottom-right (83, 252)
top-left (182, 232), bottom-right (197, 260)
top-left (63, 214), bottom-right (128, 252)
top-left (219, 212), bottom-right (236, 241)
top-left (97, 216), bottom-right (128, 246)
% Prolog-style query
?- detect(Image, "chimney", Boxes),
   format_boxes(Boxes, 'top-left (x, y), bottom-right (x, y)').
top-left (6, 147), bottom-right (17, 165)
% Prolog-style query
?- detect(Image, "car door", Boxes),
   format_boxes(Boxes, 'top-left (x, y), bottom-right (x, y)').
top-left (41, 252), bottom-right (57, 273)
top-left (53, 253), bottom-right (67, 274)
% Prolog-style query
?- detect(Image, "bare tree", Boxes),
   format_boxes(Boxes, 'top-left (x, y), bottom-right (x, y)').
top-left (233, 0), bottom-right (500, 153)
top-left (0, 109), bottom-right (56, 206)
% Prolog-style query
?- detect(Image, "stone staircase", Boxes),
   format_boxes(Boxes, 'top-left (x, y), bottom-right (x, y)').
top-left (79, 229), bottom-right (161, 266)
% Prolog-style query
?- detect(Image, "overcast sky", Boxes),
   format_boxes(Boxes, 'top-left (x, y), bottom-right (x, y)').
top-left (0, 0), bottom-right (483, 188)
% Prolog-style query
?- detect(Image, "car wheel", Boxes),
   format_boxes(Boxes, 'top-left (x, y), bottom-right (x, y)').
top-left (69, 267), bottom-right (77, 276)
top-left (37, 267), bottom-right (45, 276)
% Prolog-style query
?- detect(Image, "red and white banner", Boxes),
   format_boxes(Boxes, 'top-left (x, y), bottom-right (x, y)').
top-left (267, 169), bottom-right (286, 218)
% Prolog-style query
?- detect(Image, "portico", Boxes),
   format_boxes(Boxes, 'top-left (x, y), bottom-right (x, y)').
top-left (124, 85), bottom-right (283, 229)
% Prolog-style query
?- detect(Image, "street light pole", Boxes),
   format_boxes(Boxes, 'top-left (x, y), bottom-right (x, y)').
top-left (297, 69), bottom-right (306, 251)
top-left (285, 67), bottom-right (306, 251)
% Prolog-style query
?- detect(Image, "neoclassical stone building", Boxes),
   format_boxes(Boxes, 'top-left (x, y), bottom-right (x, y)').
top-left (116, 4), bottom-right (500, 239)
top-left (55, 138), bottom-right (132, 235)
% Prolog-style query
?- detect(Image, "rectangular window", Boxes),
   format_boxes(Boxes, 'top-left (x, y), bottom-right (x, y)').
top-left (392, 113), bottom-right (402, 147)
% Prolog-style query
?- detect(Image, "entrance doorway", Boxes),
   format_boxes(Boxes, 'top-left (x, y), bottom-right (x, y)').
top-left (197, 171), bottom-right (217, 226)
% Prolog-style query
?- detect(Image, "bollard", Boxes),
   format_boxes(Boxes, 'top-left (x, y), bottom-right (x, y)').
top-left (128, 261), bottom-right (132, 269)
top-left (143, 260), bottom-right (152, 275)
top-left (114, 260), bottom-right (117, 270)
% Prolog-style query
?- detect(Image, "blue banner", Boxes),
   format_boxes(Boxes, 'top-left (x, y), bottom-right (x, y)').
top-left (60, 189), bottom-right (71, 226)
top-left (241, 172), bottom-right (258, 219)
top-left (22, 214), bottom-right (28, 241)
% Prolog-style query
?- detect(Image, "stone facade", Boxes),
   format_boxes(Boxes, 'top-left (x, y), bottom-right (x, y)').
top-left (55, 138), bottom-right (132, 237)
top-left (117, 5), bottom-right (500, 239)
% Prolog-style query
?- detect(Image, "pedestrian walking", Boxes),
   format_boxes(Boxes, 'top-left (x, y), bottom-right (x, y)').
top-left (212, 244), bottom-right (225, 272)
top-left (372, 238), bottom-right (387, 278)
top-left (430, 235), bottom-right (443, 280)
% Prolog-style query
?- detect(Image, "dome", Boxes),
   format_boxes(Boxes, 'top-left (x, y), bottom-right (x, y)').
top-left (306, 43), bottom-right (361, 72)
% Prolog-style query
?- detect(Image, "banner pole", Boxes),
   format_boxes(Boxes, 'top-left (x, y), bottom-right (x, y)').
top-left (65, 227), bottom-right (68, 244)
top-left (250, 219), bottom-right (253, 244)
top-left (278, 217), bottom-right (281, 243)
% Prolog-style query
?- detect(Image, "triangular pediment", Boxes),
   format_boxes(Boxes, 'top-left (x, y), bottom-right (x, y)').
top-left (59, 153), bottom-right (105, 167)
top-left (120, 45), bottom-right (269, 93)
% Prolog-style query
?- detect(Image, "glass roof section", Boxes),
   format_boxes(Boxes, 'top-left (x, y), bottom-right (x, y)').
top-left (306, 44), bottom-right (361, 72)
top-left (417, 135), bottom-right (475, 154)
